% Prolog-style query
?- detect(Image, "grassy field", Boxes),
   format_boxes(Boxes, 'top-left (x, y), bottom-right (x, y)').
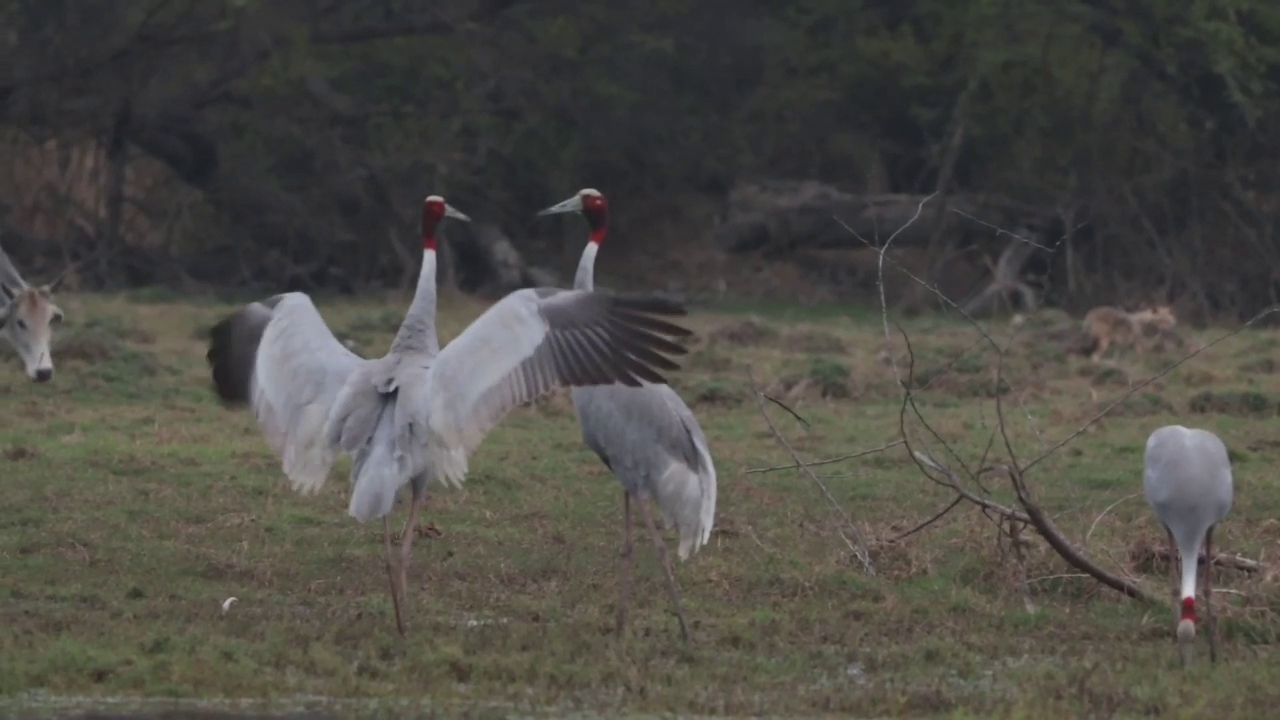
top-left (2, 290), bottom-right (1279, 719)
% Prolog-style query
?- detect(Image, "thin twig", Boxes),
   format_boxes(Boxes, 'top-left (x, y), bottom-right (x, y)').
top-left (1102, 545), bottom-right (1145, 588)
top-left (911, 451), bottom-right (1028, 522)
top-left (745, 440), bottom-right (903, 474)
top-left (866, 192), bottom-right (937, 389)
top-left (748, 367), bottom-right (875, 575)
top-left (1027, 573), bottom-right (1090, 585)
top-left (887, 496), bottom-right (964, 542)
top-left (898, 327), bottom-right (981, 488)
top-left (1084, 492), bottom-right (1142, 549)
top-left (1146, 547), bottom-right (1261, 573)
top-left (762, 393), bottom-right (810, 429)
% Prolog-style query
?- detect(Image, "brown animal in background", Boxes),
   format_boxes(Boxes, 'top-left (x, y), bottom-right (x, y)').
top-left (1082, 304), bottom-right (1177, 361)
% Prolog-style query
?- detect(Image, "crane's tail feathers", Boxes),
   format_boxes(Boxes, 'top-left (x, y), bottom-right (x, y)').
top-left (428, 447), bottom-right (470, 489)
top-left (653, 456), bottom-right (717, 562)
top-left (693, 442), bottom-right (717, 558)
top-left (347, 409), bottom-right (404, 522)
top-left (409, 424), bottom-right (470, 489)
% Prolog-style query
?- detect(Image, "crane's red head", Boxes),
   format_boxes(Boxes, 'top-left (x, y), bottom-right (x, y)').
top-left (1180, 596), bottom-right (1196, 624)
top-left (421, 195), bottom-right (471, 250)
top-left (536, 188), bottom-right (609, 244)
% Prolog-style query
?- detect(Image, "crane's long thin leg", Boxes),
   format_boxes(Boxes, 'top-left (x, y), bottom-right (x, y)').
top-left (397, 493), bottom-right (424, 629)
top-left (617, 491), bottom-right (633, 641)
top-left (1205, 526), bottom-right (1218, 664)
top-left (636, 496), bottom-right (691, 643)
top-left (384, 516), bottom-right (406, 637)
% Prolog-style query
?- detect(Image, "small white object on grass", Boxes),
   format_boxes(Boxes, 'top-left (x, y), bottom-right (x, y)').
top-left (221, 597), bottom-right (239, 614)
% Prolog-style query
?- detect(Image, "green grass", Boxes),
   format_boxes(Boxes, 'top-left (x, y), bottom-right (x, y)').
top-left (2, 292), bottom-right (1279, 718)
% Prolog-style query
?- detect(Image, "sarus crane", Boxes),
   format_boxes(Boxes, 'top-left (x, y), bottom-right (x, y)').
top-left (1142, 424), bottom-right (1233, 667)
top-left (207, 195), bottom-right (694, 636)
top-left (537, 188), bottom-right (716, 643)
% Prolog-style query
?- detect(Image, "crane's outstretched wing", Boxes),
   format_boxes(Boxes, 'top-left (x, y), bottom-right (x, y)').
top-left (419, 287), bottom-right (693, 484)
top-left (207, 292), bottom-right (366, 492)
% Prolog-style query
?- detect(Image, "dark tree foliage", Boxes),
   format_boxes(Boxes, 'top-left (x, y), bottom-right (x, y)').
top-left (2, 0), bottom-right (1279, 316)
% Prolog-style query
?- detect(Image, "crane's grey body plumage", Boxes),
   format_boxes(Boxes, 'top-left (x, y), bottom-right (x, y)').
top-left (1143, 425), bottom-right (1233, 575)
top-left (571, 240), bottom-right (716, 561)
top-left (537, 188), bottom-right (714, 642)
top-left (1142, 423), bottom-right (1233, 666)
top-left (573, 382), bottom-right (716, 560)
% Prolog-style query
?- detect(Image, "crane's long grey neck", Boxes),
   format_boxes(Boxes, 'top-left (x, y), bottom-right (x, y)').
top-left (390, 248), bottom-right (440, 355)
top-left (1180, 546), bottom-right (1199, 602)
top-left (574, 242), bottom-right (598, 291)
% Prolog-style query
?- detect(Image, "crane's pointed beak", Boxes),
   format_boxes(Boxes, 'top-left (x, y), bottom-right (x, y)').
top-left (536, 195), bottom-right (584, 217)
top-left (444, 204), bottom-right (471, 222)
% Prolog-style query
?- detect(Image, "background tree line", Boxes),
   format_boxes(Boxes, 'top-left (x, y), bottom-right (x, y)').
top-left (2, 0), bottom-right (1279, 319)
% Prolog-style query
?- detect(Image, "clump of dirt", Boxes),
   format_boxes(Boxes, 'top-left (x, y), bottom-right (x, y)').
top-left (767, 357), bottom-right (854, 400)
top-left (1108, 392), bottom-right (1176, 418)
top-left (1025, 323), bottom-right (1092, 358)
top-left (688, 378), bottom-right (748, 407)
top-left (806, 357), bottom-right (852, 398)
top-left (4, 445), bottom-right (39, 462)
top-left (908, 364), bottom-right (1012, 399)
top-left (55, 314), bottom-right (156, 363)
top-left (54, 331), bottom-right (123, 363)
top-left (783, 328), bottom-right (847, 354)
top-left (1239, 357), bottom-right (1277, 374)
top-left (685, 348), bottom-right (735, 373)
top-left (707, 318), bottom-right (778, 347)
top-left (1127, 534), bottom-right (1172, 575)
top-left (1246, 439), bottom-right (1280, 453)
top-left (1188, 390), bottom-right (1274, 417)
top-left (1175, 367), bottom-right (1221, 387)
top-left (1084, 366), bottom-right (1130, 388)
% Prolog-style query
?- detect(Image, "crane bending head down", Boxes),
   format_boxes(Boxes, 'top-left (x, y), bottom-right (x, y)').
top-left (1142, 424), bottom-right (1233, 667)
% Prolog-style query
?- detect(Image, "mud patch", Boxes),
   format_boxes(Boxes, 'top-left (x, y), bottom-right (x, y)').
top-left (1188, 390), bottom-right (1274, 417)
top-left (706, 318), bottom-right (778, 347)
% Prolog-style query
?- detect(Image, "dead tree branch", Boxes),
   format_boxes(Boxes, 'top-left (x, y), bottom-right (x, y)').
top-left (961, 236), bottom-right (1040, 315)
top-left (1145, 548), bottom-right (1261, 573)
top-left (849, 207), bottom-right (1242, 606)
